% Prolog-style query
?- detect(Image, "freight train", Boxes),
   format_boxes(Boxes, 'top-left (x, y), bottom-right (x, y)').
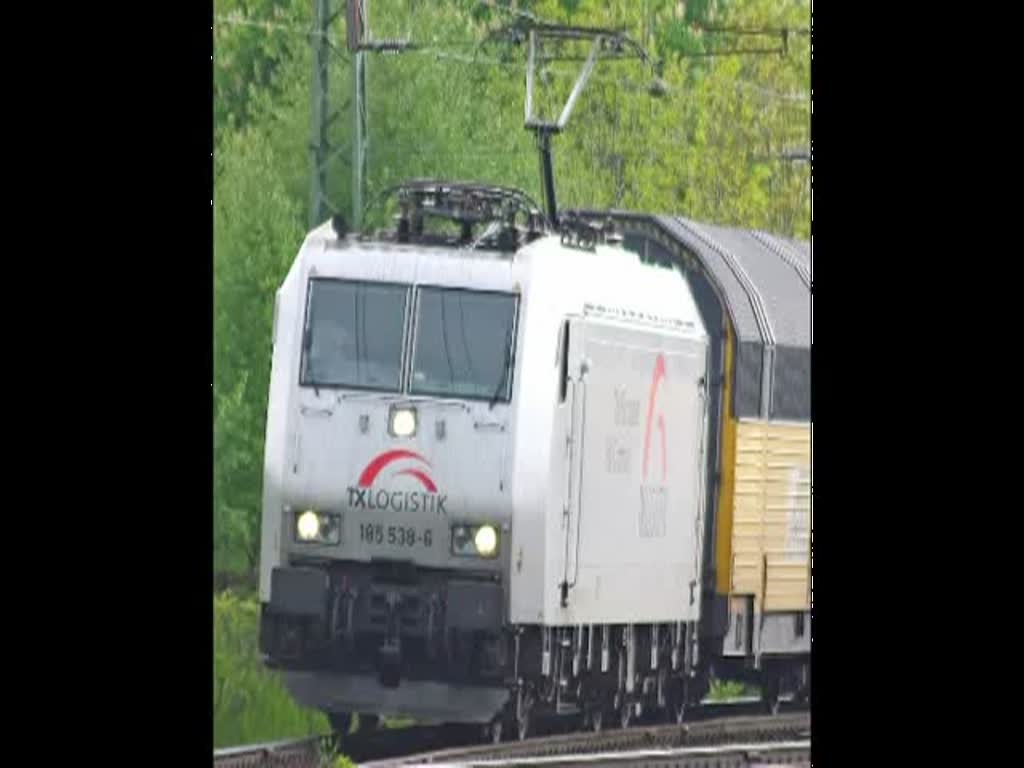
top-left (257, 180), bottom-right (810, 740)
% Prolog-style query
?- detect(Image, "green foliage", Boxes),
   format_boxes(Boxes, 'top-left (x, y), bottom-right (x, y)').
top-left (557, 0), bottom-right (583, 19)
top-left (707, 677), bottom-right (761, 700)
top-left (314, 737), bottom-right (357, 768)
top-left (214, 123), bottom-right (304, 572)
top-left (213, 592), bottom-right (331, 747)
top-left (214, 0), bottom-right (308, 141)
top-left (651, 0), bottom-right (719, 61)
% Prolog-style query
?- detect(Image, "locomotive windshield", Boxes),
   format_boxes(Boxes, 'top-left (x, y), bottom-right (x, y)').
top-left (410, 287), bottom-right (517, 402)
top-left (300, 278), bottom-right (408, 391)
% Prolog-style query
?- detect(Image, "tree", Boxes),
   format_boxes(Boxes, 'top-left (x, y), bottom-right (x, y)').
top-left (214, 125), bottom-right (304, 571)
top-left (214, 0), bottom-right (308, 141)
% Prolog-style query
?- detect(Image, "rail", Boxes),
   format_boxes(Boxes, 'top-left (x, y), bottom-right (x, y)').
top-left (394, 740), bottom-right (811, 767)
top-left (215, 710), bottom-right (809, 768)
top-left (213, 735), bottom-right (334, 768)
top-left (364, 713), bottom-right (809, 767)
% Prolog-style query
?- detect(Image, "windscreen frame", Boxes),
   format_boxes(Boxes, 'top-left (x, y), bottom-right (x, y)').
top-left (297, 276), bottom-right (412, 393)
top-left (407, 284), bottom-right (520, 405)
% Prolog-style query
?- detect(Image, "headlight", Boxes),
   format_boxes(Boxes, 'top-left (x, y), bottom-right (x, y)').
top-left (389, 406), bottom-right (417, 437)
top-left (294, 509), bottom-right (341, 545)
top-left (474, 525), bottom-right (498, 556)
top-left (451, 523), bottom-right (500, 558)
top-left (297, 510), bottom-right (320, 540)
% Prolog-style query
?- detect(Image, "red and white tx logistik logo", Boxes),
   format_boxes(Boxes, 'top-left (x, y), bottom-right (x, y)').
top-left (347, 449), bottom-right (448, 515)
top-left (639, 354), bottom-right (668, 538)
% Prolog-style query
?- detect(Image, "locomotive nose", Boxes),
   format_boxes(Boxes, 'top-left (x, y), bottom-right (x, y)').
top-left (284, 392), bottom-right (512, 569)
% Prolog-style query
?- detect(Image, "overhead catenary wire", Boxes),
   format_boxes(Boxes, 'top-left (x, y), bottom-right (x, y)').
top-left (215, 3), bottom-right (812, 49)
top-left (402, 47), bottom-right (808, 105)
top-left (214, 13), bottom-right (337, 41)
top-left (214, 13), bottom-right (476, 51)
top-left (221, 2), bottom-right (807, 226)
top-left (473, 0), bottom-right (546, 25)
top-left (215, 12), bottom-right (809, 105)
top-left (692, 22), bottom-right (811, 37)
top-left (215, 5), bottom-right (809, 61)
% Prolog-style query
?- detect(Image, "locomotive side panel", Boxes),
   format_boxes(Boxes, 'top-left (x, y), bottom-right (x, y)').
top-left (548, 318), bottom-right (708, 626)
top-left (505, 276), bottom-right (565, 626)
top-left (259, 260), bottom-right (303, 602)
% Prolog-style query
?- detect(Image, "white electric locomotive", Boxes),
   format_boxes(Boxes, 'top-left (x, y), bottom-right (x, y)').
top-left (258, 181), bottom-right (714, 738)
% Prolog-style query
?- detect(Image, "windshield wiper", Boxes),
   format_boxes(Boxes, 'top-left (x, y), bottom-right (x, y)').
top-left (302, 323), bottom-right (320, 397)
top-left (489, 328), bottom-right (514, 410)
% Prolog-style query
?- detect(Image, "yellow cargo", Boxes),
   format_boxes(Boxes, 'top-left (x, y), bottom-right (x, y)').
top-left (730, 420), bottom-right (810, 612)
top-left (712, 321), bottom-right (811, 615)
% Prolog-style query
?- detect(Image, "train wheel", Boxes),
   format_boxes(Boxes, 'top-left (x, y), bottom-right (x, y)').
top-left (328, 712), bottom-right (352, 735)
top-left (762, 674), bottom-right (781, 716)
top-left (516, 691), bottom-right (535, 741)
top-left (516, 713), bottom-right (531, 741)
top-left (795, 664), bottom-right (811, 706)
top-left (670, 686), bottom-right (687, 724)
top-left (673, 701), bottom-right (686, 724)
top-left (619, 701), bottom-right (633, 730)
top-left (489, 719), bottom-right (504, 744)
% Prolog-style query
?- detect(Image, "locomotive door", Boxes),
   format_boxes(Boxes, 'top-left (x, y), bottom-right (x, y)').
top-left (560, 317), bottom-right (588, 602)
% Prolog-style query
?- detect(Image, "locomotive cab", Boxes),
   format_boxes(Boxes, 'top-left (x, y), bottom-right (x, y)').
top-left (261, 267), bottom-right (519, 647)
top-left (258, 183), bottom-right (544, 724)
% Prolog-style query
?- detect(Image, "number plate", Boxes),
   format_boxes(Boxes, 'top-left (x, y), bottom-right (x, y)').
top-left (358, 522), bottom-right (435, 550)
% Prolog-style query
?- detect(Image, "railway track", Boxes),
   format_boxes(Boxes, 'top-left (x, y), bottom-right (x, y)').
top-left (363, 712), bottom-right (810, 767)
top-left (377, 741), bottom-right (811, 767)
top-left (214, 709), bottom-right (809, 768)
top-left (213, 735), bottom-right (335, 768)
